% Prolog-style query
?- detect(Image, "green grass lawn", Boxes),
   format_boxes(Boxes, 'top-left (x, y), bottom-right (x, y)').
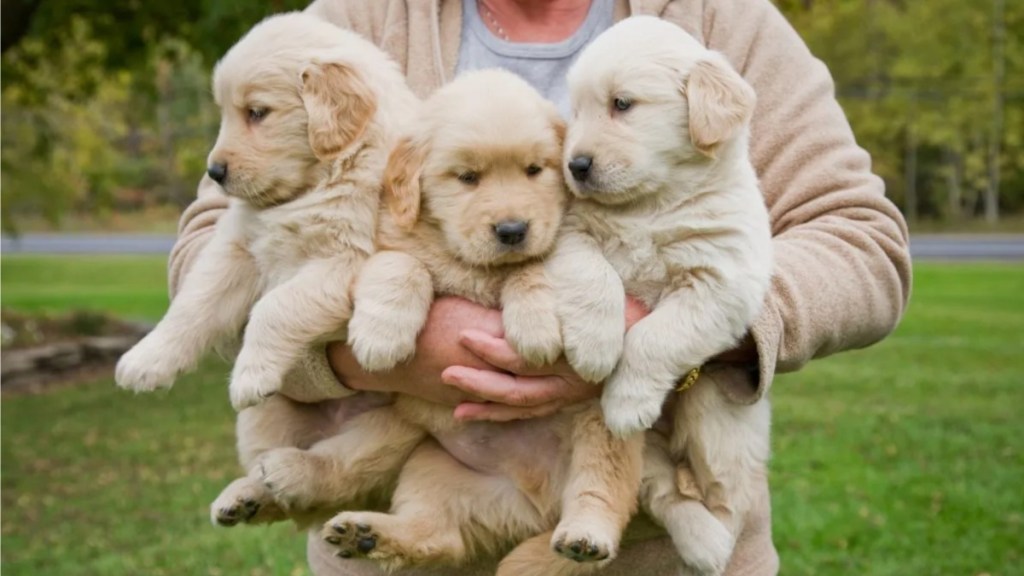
top-left (2, 255), bottom-right (1022, 575)
top-left (1, 255), bottom-right (171, 320)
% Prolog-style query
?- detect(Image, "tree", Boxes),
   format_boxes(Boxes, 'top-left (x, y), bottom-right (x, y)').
top-left (779, 0), bottom-right (1024, 224)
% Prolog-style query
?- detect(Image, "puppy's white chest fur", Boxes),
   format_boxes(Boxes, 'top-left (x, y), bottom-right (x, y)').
top-left (569, 206), bottom-right (696, 307)
top-left (233, 185), bottom-right (380, 290)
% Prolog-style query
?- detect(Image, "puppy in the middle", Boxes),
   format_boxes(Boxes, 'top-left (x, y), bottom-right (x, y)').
top-left (319, 69), bottom-right (643, 576)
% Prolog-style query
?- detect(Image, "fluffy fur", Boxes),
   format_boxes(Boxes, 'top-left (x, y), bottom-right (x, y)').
top-left (552, 17), bottom-right (774, 576)
top-left (302, 69), bottom-right (644, 576)
top-left (112, 12), bottom-right (419, 524)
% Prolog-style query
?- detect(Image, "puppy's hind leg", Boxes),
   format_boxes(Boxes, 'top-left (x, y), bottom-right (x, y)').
top-left (668, 376), bottom-right (771, 576)
top-left (212, 394), bottom-right (340, 527)
top-left (229, 255), bottom-right (361, 410)
top-left (551, 404), bottom-right (643, 566)
top-left (322, 440), bottom-right (536, 571)
top-left (641, 430), bottom-right (732, 576)
top-left (210, 474), bottom-right (286, 527)
top-left (258, 405), bottom-right (426, 514)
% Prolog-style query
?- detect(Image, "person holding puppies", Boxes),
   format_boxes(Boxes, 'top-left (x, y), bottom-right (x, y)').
top-left (169, 0), bottom-right (911, 575)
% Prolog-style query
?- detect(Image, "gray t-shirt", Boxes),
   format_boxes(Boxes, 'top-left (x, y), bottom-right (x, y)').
top-left (456, 0), bottom-right (614, 118)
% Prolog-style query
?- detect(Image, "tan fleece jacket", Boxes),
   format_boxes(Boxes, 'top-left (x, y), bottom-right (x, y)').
top-left (170, 0), bottom-right (911, 573)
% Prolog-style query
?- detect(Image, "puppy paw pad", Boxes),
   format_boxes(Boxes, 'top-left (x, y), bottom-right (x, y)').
top-left (212, 498), bottom-right (260, 527)
top-left (552, 533), bottom-right (612, 563)
top-left (323, 519), bottom-right (378, 558)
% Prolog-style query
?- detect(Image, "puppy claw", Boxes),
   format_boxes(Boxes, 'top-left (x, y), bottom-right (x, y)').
top-left (551, 525), bottom-right (615, 564)
top-left (210, 476), bottom-right (278, 527)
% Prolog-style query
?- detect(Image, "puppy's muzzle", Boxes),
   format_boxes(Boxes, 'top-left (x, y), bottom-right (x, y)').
top-left (207, 162), bottom-right (228, 184)
top-left (493, 220), bottom-right (529, 247)
top-left (568, 156), bottom-right (593, 182)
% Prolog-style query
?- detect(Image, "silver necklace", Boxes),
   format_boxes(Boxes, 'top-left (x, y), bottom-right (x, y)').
top-left (479, 0), bottom-right (511, 41)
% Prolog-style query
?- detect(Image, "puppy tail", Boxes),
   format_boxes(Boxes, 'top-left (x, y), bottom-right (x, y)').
top-left (497, 531), bottom-right (604, 576)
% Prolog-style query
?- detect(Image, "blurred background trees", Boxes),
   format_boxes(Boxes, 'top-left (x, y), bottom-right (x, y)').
top-left (778, 0), bottom-right (1024, 226)
top-left (1, 0), bottom-right (1021, 233)
top-left (1, 0), bottom-right (307, 233)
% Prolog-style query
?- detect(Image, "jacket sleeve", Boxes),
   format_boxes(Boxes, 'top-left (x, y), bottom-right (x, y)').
top-left (166, 178), bottom-right (354, 402)
top-left (701, 0), bottom-right (912, 402)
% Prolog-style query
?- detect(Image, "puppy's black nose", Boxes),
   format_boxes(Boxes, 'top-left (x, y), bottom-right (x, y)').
top-left (568, 156), bottom-right (593, 182)
top-left (494, 220), bottom-right (529, 246)
top-left (207, 163), bottom-right (228, 184)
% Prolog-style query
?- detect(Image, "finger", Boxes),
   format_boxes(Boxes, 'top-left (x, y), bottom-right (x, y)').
top-left (453, 400), bottom-right (565, 422)
top-left (442, 366), bottom-right (564, 407)
top-left (458, 329), bottom-right (546, 376)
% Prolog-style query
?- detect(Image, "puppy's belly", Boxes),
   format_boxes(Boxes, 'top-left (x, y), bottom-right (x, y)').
top-left (431, 415), bottom-right (569, 492)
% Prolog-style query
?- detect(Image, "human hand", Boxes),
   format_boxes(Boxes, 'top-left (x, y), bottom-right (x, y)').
top-left (327, 296), bottom-right (501, 406)
top-left (444, 296), bottom-right (651, 422)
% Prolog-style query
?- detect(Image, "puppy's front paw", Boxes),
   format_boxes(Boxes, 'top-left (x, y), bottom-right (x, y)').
top-left (257, 448), bottom-right (321, 510)
top-left (551, 521), bottom-right (617, 563)
top-left (601, 370), bottom-right (667, 437)
top-left (503, 303), bottom-right (562, 367)
top-left (229, 359), bottom-right (282, 411)
top-left (347, 309), bottom-right (419, 372)
top-left (115, 335), bottom-right (182, 392)
top-left (562, 321), bottom-right (623, 383)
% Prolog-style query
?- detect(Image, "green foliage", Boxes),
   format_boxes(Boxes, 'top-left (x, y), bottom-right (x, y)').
top-left (1, 1), bottom-right (1021, 231)
top-left (1, 17), bottom-right (219, 233)
top-left (778, 0), bottom-right (1024, 222)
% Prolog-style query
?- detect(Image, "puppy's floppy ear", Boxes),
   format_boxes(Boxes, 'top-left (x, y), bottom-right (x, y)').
top-left (383, 136), bottom-right (426, 231)
top-left (301, 61), bottom-right (378, 161)
top-left (685, 54), bottom-right (756, 157)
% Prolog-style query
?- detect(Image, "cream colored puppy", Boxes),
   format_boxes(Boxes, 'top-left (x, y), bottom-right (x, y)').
top-left (553, 17), bottom-right (773, 576)
top-left (113, 13), bottom-right (418, 522)
top-left (317, 69), bottom-right (643, 576)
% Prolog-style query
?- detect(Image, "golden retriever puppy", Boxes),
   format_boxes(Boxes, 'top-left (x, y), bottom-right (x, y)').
top-left (113, 12), bottom-right (418, 522)
top-left (312, 69), bottom-right (643, 576)
top-left (552, 17), bottom-right (773, 576)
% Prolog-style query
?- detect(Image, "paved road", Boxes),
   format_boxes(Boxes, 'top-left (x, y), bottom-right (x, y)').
top-left (1, 233), bottom-right (176, 255)
top-left (2, 233), bottom-right (1023, 261)
top-left (908, 235), bottom-right (1024, 261)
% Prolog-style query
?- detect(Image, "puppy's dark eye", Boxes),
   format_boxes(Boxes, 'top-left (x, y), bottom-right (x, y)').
top-left (526, 164), bottom-right (542, 177)
top-left (613, 97), bottom-right (633, 112)
top-left (248, 107), bottom-right (269, 123)
top-left (457, 171), bottom-right (480, 185)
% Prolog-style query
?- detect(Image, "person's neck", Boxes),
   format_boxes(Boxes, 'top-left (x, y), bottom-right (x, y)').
top-left (479, 0), bottom-right (594, 43)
